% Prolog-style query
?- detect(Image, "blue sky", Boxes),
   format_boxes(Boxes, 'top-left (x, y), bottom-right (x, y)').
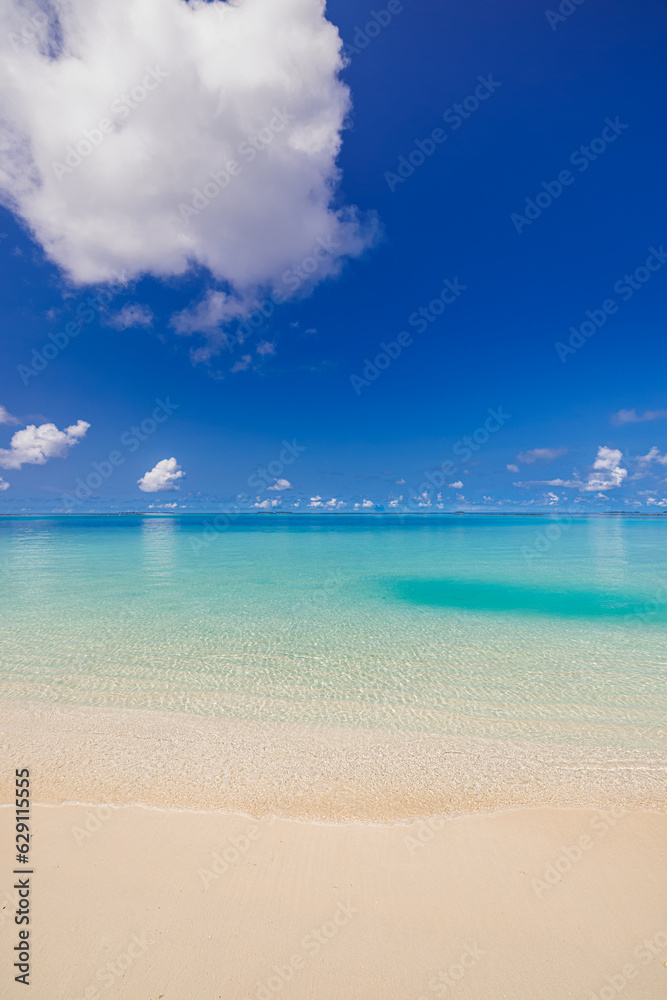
top-left (0, 0), bottom-right (666, 513)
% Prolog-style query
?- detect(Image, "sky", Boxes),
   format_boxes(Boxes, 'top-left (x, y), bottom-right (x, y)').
top-left (0, 0), bottom-right (666, 514)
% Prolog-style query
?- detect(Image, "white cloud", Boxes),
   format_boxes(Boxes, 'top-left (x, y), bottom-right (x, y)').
top-left (448, 480), bottom-right (463, 489)
top-left (137, 457), bottom-right (184, 492)
top-left (0, 478), bottom-right (9, 491)
top-left (582, 446), bottom-right (627, 492)
top-left (506, 464), bottom-right (519, 473)
top-left (0, 0), bottom-right (374, 350)
top-left (637, 447), bottom-right (667, 466)
top-left (611, 408), bottom-right (667, 425)
top-left (308, 495), bottom-right (323, 508)
top-left (267, 478), bottom-right (292, 490)
top-left (361, 499), bottom-right (374, 508)
top-left (256, 341), bottom-right (276, 356)
top-left (230, 354), bottom-right (252, 373)
top-left (254, 498), bottom-right (279, 509)
top-left (0, 419), bottom-right (89, 469)
top-left (171, 290), bottom-right (242, 338)
top-left (646, 497), bottom-right (667, 507)
top-left (0, 404), bottom-right (19, 425)
top-left (105, 303), bottom-right (154, 330)
top-left (544, 492), bottom-right (559, 504)
top-left (513, 448), bottom-right (628, 493)
top-left (516, 447), bottom-right (568, 464)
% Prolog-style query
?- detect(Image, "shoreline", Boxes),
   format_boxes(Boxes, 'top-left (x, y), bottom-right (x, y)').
top-left (2, 698), bottom-right (666, 821)
top-left (3, 699), bottom-right (666, 998)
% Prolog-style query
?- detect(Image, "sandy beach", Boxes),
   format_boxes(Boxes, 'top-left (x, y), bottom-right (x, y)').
top-left (1, 802), bottom-right (667, 999)
top-left (1, 699), bottom-right (667, 998)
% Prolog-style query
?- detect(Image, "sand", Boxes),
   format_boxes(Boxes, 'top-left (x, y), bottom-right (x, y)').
top-left (1, 804), bottom-right (667, 999)
top-left (1, 700), bottom-right (666, 820)
top-left (1, 699), bottom-right (667, 998)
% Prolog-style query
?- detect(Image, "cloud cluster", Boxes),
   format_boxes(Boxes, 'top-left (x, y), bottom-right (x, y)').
top-left (512, 446), bottom-right (628, 492)
top-left (611, 408), bottom-right (667, 425)
top-left (138, 457), bottom-right (184, 492)
top-left (0, 0), bottom-right (373, 341)
top-left (582, 446), bottom-right (627, 491)
top-left (0, 419), bottom-right (89, 470)
top-left (637, 447), bottom-right (667, 466)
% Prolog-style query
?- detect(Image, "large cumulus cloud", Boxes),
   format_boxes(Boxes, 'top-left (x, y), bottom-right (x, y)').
top-left (0, 0), bottom-right (373, 324)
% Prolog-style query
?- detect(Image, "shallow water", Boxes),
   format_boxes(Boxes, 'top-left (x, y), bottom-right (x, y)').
top-left (1, 514), bottom-right (665, 754)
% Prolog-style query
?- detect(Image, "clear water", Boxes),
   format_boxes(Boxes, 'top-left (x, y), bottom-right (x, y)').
top-left (1, 514), bottom-right (666, 750)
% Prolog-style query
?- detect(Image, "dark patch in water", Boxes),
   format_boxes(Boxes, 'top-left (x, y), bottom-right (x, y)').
top-left (391, 577), bottom-right (654, 621)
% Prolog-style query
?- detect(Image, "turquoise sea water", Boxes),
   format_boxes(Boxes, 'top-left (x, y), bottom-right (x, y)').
top-left (1, 514), bottom-right (666, 750)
